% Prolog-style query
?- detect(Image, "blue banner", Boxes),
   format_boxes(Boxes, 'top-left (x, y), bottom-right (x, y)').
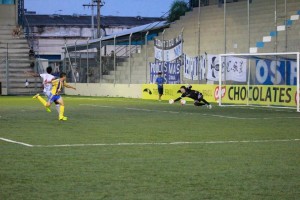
top-left (255, 60), bottom-right (297, 85)
top-left (150, 61), bottom-right (181, 84)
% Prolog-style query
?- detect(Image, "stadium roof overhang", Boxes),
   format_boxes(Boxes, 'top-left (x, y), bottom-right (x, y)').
top-left (64, 21), bottom-right (169, 52)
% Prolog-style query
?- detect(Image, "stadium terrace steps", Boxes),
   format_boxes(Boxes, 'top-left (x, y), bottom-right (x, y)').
top-left (101, 0), bottom-right (300, 84)
top-left (0, 25), bottom-right (41, 95)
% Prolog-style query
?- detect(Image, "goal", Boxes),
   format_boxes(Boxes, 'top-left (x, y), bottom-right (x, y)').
top-left (217, 52), bottom-right (300, 112)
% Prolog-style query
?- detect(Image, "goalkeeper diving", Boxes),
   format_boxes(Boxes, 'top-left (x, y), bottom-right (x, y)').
top-left (169, 85), bottom-right (212, 109)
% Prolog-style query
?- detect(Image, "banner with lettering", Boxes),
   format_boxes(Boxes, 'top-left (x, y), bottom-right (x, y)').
top-left (255, 59), bottom-right (297, 85)
top-left (183, 54), bottom-right (199, 80)
top-left (149, 61), bottom-right (181, 84)
top-left (183, 54), bottom-right (207, 81)
top-left (154, 34), bottom-right (183, 62)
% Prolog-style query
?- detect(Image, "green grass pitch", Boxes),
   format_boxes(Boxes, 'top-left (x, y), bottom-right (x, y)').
top-left (0, 96), bottom-right (299, 200)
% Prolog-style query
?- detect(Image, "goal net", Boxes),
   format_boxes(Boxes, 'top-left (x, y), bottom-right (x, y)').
top-left (217, 52), bottom-right (300, 112)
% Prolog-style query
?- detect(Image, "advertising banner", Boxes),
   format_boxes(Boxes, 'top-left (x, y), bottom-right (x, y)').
top-left (142, 84), bottom-right (216, 102)
top-left (216, 85), bottom-right (298, 107)
top-left (255, 59), bottom-right (297, 85)
top-left (142, 84), bottom-right (298, 107)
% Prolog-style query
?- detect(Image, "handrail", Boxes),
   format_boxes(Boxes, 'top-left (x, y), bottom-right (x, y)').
top-left (64, 42), bottom-right (77, 83)
top-left (35, 59), bottom-right (45, 74)
top-left (0, 59), bottom-right (6, 65)
top-left (23, 14), bottom-right (35, 48)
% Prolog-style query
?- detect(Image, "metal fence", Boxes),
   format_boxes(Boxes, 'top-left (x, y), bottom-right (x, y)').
top-left (63, 17), bottom-right (164, 84)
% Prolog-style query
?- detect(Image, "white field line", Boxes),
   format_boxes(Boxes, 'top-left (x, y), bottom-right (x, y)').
top-left (0, 137), bottom-right (33, 147)
top-left (1, 137), bottom-right (299, 148)
top-left (34, 138), bottom-right (300, 148)
top-left (79, 104), bottom-right (300, 120)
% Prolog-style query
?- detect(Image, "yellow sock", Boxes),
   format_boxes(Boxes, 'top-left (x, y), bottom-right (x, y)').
top-left (59, 105), bottom-right (65, 119)
top-left (37, 95), bottom-right (47, 106)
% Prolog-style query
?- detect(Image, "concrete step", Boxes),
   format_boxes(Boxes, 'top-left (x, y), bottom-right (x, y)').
top-left (0, 43), bottom-right (29, 49)
top-left (0, 48), bottom-right (30, 53)
top-left (6, 88), bottom-right (43, 95)
top-left (0, 39), bottom-right (28, 44)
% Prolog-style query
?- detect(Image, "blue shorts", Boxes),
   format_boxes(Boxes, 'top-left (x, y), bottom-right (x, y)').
top-left (49, 94), bottom-right (61, 104)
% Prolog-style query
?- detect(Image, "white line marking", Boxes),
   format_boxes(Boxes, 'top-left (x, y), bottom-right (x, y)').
top-left (0, 137), bottom-right (33, 147)
top-left (1, 137), bottom-right (298, 148)
top-left (79, 104), bottom-right (114, 108)
top-left (34, 139), bottom-right (300, 148)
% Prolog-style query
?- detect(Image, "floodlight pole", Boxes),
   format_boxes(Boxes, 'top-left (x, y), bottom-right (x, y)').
top-left (99, 36), bottom-right (103, 83)
top-left (197, 0), bottom-right (201, 84)
top-left (145, 31), bottom-right (149, 83)
top-left (75, 39), bottom-right (78, 69)
top-left (223, 0), bottom-right (226, 53)
top-left (113, 35), bottom-right (116, 85)
top-left (91, 0), bottom-right (94, 38)
top-left (284, 0), bottom-right (287, 53)
top-left (87, 39), bottom-right (89, 83)
top-left (297, 52), bottom-right (300, 112)
top-left (162, 29), bottom-right (166, 75)
top-left (274, 0), bottom-right (278, 53)
top-left (5, 43), bottom-right (9, 95)
top-left (197, 0), bottom-right (201, 57)
top-left (180, 27), bottom-right (184, 84)
top-left (247, 0), bottom-right (250, 52)
top-left (284, 0), bottom-right (287, 85)
top-left (218, 54), bottom-right (222, 106)
top-left (129, 32), bottom-right (133, 85)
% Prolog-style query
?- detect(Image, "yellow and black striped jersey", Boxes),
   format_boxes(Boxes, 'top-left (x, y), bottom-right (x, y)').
top-left (51, 79), bottom-right (66, 95)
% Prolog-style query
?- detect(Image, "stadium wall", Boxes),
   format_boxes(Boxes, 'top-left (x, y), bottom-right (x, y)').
top-left (65, 83), bottom-right (142, 98)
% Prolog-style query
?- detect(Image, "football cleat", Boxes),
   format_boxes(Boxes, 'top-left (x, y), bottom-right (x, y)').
top-left (45, 107), bottom-right (51, 113)
top-left (59, 116), bottom-right (68, 121)
top-left (208, 104), bottom-right (212, 109)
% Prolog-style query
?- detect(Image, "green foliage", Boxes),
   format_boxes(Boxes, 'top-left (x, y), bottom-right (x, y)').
top-left (168, 0), bottom-right (190, 23)
top-left (0, 96), bottom-right (300, 199)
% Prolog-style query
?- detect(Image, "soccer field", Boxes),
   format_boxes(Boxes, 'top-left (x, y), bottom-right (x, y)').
top-left (0, 96), bottom-right (299, 199)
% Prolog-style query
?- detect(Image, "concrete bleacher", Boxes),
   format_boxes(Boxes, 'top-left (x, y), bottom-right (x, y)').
top-left (101, 0), bottom-right (300, 84)
top-left (0, 25), bottom-right (41, 95)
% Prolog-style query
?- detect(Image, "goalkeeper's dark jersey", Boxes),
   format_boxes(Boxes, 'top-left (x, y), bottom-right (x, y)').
top-left (174, 86), bottom-right (203, 102)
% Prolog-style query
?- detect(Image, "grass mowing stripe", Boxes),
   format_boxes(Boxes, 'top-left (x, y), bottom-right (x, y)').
top-left (79, 104), bottom-right (300, 120)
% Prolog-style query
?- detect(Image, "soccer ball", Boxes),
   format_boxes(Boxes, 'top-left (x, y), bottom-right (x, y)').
top-left (169, 99), bottom-right (174, 104)
top-left (180, 99), bottom-right (186, 105)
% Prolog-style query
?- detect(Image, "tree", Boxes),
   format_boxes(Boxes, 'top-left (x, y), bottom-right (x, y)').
top-left (167, 0), bottom-right (189, 23)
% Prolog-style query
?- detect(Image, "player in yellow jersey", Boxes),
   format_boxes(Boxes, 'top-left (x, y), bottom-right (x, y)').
top-left (33, 72), bottom-right (76, 121)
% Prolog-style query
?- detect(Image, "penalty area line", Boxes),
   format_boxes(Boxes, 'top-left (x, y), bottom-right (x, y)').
top-left (0, 137), bottom-right (33, 147)
top-left (34, 139), bottom-right (300, 148)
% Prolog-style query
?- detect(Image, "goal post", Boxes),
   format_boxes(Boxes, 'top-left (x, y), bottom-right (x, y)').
top-left (217, 52), bottom-right (300, 112)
